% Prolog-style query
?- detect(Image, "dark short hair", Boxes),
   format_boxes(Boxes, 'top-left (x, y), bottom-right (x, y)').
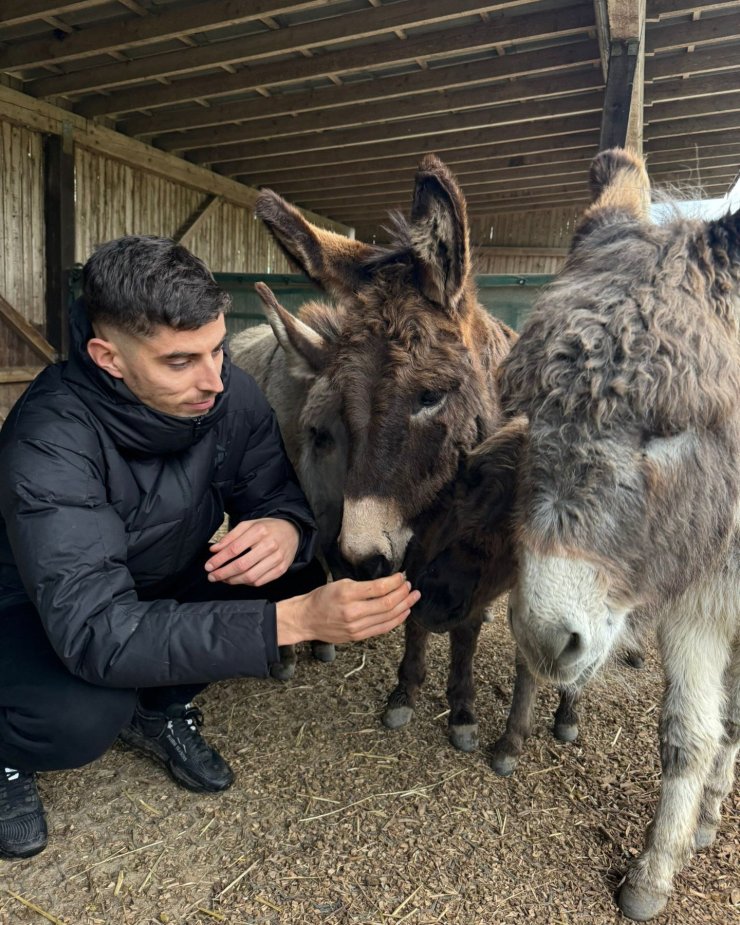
top-left (82, 235), bottom-right (230, 336)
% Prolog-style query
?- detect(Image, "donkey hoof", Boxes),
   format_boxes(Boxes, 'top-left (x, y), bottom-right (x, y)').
top-left (311, 642), bottom-right (336, 663)
top-left (270, 660), bottom-right (296, 682)
top-left (449, 724), bottom-right (478, 752)
top-left (382, 706), bottom-right (414, 729)
top-left (554, 722), bottom-right (579, 743)
top-left (624, 649), bottom-right (645, 670)
top-left (618, 883), bottom-right (668, 922)
top-left (489, 743), bottom-right (520, 778)
top-left (693, 823), bottom-right (718, 851)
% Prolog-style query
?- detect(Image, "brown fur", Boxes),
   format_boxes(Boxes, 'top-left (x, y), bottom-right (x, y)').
top-left (243, 155), bottom-right (513, 579)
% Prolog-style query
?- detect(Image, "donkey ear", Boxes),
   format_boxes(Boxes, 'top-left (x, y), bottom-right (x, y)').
top-left (254, 282), bottom-right (328, 378)
top-left (584, 148), bottom-right (651, 223)
top-left (460, 416), bottom-right (527, 526)
top-left (256, 190), bottom-right (377, 299)
top-left (407, 155), bottom-right (471, 310)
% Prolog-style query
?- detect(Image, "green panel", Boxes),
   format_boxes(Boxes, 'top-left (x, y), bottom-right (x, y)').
top-left (68, 269), bottom-right (554, 334)
top-left (475, 274), bottom-right (553, 331)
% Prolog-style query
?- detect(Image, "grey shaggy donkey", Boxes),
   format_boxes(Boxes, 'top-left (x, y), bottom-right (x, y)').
top-left (500, 148), bottom-right (740, 921)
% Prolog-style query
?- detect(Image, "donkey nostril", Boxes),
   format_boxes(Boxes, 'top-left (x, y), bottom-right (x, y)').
top-left (562, 632), bottom-right (582, 660)
top-left (354, 555), bottom-right (392, 581)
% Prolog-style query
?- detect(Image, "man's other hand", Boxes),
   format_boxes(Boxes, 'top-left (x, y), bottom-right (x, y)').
top-left (276, 573), bottom-right (420, 646)
top-left (205, 518), bottom-right (300, 586)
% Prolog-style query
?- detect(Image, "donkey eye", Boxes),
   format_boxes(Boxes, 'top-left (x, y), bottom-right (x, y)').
top-left (418, 389), bottom-right (445, 408)
top-left (310, 426), bottom-right (334, 450)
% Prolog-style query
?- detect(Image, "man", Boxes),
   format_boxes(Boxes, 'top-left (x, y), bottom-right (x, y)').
top-left (0, 236), bottom-right (419, 860)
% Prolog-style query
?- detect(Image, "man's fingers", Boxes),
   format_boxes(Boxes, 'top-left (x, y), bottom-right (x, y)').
top-left (223, 550), bottom-right (287, 586)
top-left (207, 523), bottom-right (267, 571)
top-left (209, 540), bottom-right (276, 582)
top-left (345, 582), bottom-right (418, 620)
top-left (352, 607), bottom-right (411, 641)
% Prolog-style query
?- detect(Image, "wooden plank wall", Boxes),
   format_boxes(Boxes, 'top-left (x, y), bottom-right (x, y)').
top-left (470, 208), bottom-right (579, 275)
top-left (0, 119), bottom-right (46, 420)
top-left (74, 147), bottom-right (293, 273)
top-left (0, 120), bottom-right (45, 359)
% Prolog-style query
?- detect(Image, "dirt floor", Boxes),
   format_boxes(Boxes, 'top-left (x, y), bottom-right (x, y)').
top-left (1, 598), bottom-right (738, 925)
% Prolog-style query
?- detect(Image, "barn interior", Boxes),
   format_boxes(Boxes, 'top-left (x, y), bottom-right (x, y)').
top-left (1, 0), bottom-right (738, 419)
top-left (1, 4), bottom-right (740, 925)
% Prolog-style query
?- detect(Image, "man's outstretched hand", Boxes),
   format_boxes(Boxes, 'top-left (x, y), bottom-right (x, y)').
top-left (276, 572), bottom-right (420, 646)
top-left (205, 517), bottom-right (300, 586)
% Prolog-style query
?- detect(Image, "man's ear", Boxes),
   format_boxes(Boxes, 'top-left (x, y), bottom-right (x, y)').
top-left (87, 336), bottom-right (125, 379)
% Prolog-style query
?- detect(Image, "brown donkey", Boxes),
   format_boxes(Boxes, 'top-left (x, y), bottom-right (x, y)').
top-left (500, 148), bottom-right (740, 920)
top-left (230, 157), bottom-right (514, 741)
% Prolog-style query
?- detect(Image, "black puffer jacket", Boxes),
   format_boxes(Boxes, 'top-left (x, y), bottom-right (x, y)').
top-left (0, 299), bottom-right (317, 688)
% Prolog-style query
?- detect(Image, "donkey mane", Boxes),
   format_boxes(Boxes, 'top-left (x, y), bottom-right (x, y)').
top-left (501, 208), bottom-right (740, 436)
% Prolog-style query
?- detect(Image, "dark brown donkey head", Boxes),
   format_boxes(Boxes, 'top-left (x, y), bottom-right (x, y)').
top-left (255, 156), bottom-right (513, 579)
top-left (404, 416), bottom-right (526, 632)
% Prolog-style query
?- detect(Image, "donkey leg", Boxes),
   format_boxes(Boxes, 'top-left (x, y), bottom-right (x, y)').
top-left (270, 644), bottom-right (298, 681)
top-left (446, 619), bottom-right (483, 752)
top-left (693, 639), bottom-right (740, 851)
top-left (310, 641), bottom-right (336, 663)
top-left (383, 619), bottom-right (429, 730)
top-left (619, 615), bottom-right (731, 922)
top-left (490, 648), bottom-right (539, 777)
top-left (553, 686), bottom-right (581, 743)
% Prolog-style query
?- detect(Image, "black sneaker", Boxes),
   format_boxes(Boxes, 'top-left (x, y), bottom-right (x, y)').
top-left (0, 767), bottom-right (48, 860)
top-left (118, 703), bottom-right (234, 794)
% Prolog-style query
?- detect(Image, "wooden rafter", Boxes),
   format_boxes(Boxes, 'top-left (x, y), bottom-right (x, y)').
top-left (120, 41), bottom-right (599, 138)
top-left (154, 71), bottom-right (605, 153)
top-left (647, 9), bottom-right (740, 53)
top-left (646, 42), bottom-right (740, 81)
top-left (1, 0), bottom-right (329, 71)
top-left (221, 118), bottom-right (602, 176)
top-left (24, 0), bottom-right (550, 98)
top-left (186, 91), bottom-right (606, 164)
top-left (0, 1), bottom-right (106, 28)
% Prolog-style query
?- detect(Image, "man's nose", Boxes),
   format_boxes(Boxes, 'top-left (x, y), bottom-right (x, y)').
top-left (198, 358), bottom-right (224, 394)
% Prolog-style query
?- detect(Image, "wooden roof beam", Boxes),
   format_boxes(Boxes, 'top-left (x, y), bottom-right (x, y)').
top-left (233, 136), bottom-right (602, 186)
top-left (154, 70), bottom-right (605, 153)
top-left (595, 0), bottom-right (645, 152)
top-left (219, 117), bottom-right (602, 176)
top-left (185, 90), bottom-right (605, 164)
top-left (326, 181), bottom-right (731, 222)
top-left (120, 40), bottom-right (599, 138)
top-left (1, 0), bottom-right (329, 71)
top-left (647, 109), bottom-right (740, 140)
top-left (649, 0), bottom-right (740, 19)
top-left (0, 1), bottom-right (106, 28)
top-left (24, 0), bottom-right (553, 98)
top-left (647, 9), bottom-right (740, 54)
top-left (646, 42), bottom-right (740, 81)
top-left (262, 152), bottom-right (600, 196)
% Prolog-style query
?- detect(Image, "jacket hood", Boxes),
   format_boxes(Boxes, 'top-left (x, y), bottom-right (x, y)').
top-left (62, 297), bottom-right (231, 455)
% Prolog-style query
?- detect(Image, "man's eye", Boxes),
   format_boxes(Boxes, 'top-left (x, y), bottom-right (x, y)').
top-left (168, 361), bottom-right (190, 370)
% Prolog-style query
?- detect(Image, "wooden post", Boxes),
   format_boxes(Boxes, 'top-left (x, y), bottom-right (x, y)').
top-left (600, 38), bottom-right (640, 150)
top-left (44, 123), bottom-right (75, 358)
top-left (595, 0), bottom-right (645, 153)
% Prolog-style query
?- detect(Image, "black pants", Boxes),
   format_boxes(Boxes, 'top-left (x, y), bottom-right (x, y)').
top-left (0, 558), bottom-right (325, 773)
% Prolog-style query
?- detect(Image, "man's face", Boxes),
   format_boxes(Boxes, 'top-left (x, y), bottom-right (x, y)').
top-left (89, 315), bottom-right (227, 418)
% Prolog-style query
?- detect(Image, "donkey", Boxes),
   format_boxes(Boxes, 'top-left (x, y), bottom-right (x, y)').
top-left (498, 148), bottom-right (740, 921)
top-left (402, 415), bottom-right (639, 761)
top-left (230, 156), bottom-right (515, 741)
